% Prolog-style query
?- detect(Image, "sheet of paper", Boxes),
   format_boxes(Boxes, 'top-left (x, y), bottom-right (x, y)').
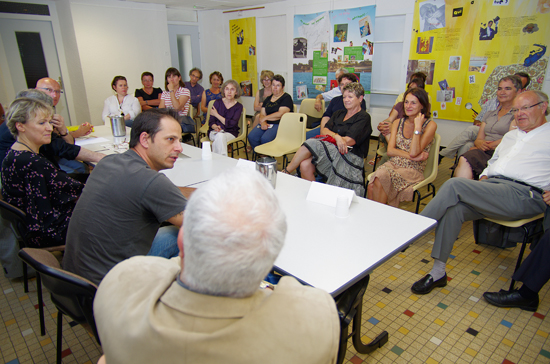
top-left (75, 137), bottom-right (110, 146)
top-left (306, 182), bottom-right (355, 208)
top-left (236, 158), bottom-right (257, 171)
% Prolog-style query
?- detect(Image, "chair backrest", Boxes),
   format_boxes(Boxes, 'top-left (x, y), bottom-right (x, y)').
top-left (423, 133), bottom-right (441, 180)
top-left (204, 99), bottom-right (216, 124)
top-left (18, 248), bottom-right (101, 344)
top-left (236, 106), bottom-right (247, 139)
top-left (275, 112), bottom-right (307, 146)
top-left (293, 104), bottom-right (297, 113)
top-left (0, 198), bottom-right (27, 244)
top-left (298, 98), bottom-right (325, 118)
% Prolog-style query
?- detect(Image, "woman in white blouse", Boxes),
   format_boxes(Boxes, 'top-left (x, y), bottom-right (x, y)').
top-left (102, 76), bottom-right (141, 127)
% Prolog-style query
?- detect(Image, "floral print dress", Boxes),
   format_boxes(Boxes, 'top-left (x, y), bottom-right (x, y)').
top-left (370, 118), bottom-right (433, 207)
top-left (1, 150), bottom-right (83, 247)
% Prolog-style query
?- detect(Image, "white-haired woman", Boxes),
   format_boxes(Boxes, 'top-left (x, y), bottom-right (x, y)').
top-left (208, 80), bottom-right (244, 156)
top-left (1, 97), bottom-right (83, 247)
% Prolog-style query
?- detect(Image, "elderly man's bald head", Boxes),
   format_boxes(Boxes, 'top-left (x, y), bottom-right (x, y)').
top-left (512, 90), bottom-right (548, 133)
top-left (36, 78), bottom-right (61, 106)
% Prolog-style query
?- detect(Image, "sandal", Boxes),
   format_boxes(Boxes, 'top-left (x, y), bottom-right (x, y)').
top-left (368, 155), bottom-right (381, 166)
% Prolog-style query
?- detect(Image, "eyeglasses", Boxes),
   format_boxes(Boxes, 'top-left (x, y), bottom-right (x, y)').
top-left (37, 87), bottom-right (63, 95)
top-left (510, 101), bottom-right (544, 114)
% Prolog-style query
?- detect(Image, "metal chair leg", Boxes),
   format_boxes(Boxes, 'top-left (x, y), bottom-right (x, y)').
top-left (37, 273), bottom-right (45, 336)
top-left (509, 225), bottom-right (530, 290)
top-left (23, 262), bottom-right (28, 293)
top-left (56, 311), bottom-right (63, 364)
top-left (414, 190), bottom-right (421, 214)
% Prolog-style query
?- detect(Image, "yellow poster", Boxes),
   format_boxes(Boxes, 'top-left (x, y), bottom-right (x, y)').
top-left (409, 0), bottom-right (549, 122)
top-left (229, 17), bottom-right (258, 97)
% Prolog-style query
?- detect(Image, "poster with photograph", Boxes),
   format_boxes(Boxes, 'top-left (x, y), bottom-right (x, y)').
top-left (293, 6), bottom-right (376, 105)
top-left (229, 17), bottom-right (258, 98)
top-left (409, 0), bottom-right (548, 122)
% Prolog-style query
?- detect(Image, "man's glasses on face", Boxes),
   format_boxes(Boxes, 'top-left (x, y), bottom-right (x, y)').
top-left (510, 101), bottom-right (543, 115)
top-left (38, 87), bottom-right (63, 96)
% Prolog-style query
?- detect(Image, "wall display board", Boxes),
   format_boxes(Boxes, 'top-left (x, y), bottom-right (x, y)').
top-left (293, 6), bottom-right (376, 104)
top-left (408, 0), bottom-right (549, 122)
top-left (229, 17), bottom-right (258, 97)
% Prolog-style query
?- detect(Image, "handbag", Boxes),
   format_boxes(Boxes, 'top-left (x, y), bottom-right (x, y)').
top-left (313, 134), bottom-right (337, 146)
top-left (473, 218), bottom-right (543, 248)
top-left (179, 115), bottom-right (196, 133)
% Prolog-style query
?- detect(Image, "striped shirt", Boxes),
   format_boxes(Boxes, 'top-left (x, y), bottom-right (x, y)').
top-left (161, 87), bottom-right (190, 116)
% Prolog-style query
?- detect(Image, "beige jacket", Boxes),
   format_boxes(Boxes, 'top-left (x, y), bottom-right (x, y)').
top-left (94, 256), bottom-right (340, 364)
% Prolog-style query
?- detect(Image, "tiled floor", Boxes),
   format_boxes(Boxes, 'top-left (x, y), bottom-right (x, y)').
top-left (1, 137), bottom-right (549, 364)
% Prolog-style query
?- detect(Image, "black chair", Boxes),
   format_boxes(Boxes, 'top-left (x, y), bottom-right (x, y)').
top-left (334, 275), bottom-right (388, 364)
top-left (476, 214), bottom-right (545, 290)
top-left (0, 198), bottom-right (64, 335)
top-left (18, 248), bottom-right (100, 364)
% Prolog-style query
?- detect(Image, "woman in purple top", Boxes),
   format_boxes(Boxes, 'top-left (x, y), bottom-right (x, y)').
top-left (208, 80), bottom-right (243, 156)
top-left (1, 98), bottom-right (83, 247)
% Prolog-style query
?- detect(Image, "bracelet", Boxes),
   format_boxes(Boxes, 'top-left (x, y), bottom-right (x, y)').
top-left (59, 131), bottom-right (68, 137)
top-left (145, 100), bottom-right (148, 105)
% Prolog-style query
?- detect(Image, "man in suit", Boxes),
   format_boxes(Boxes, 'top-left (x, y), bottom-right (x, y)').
top-left (411, 90), bottom-right (550, 296)
top-left (93, 167), bottom-right (340, 364)
top-left (483, 229), bottom-right (550, 311)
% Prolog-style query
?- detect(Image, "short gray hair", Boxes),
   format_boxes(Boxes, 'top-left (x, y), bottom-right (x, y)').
top-left (221, 80), bottom-right (243, 99)
top-left (531, 90), bottom-right (549, 116)
top-left (342, 82), bottom-right (365, 99)
top-left (499, 75), bottom-right (522, 92)
top-left (16, 89), bottom-right (54, 106)
top-left (182, 168), bottom-right (287, 298)
top-left (335, 68), bottom-right (347, 77)
top-left (6, 98), bottom-right (53, 137)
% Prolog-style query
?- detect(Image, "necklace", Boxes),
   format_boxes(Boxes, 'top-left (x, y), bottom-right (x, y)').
top-left (15, 141), bottom-right (36, 153)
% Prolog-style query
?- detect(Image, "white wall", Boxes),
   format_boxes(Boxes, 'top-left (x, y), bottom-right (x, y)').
top-left (70, 0), bottom-right (172, 124)
top-left (198, 0), bottom-right (550, 146)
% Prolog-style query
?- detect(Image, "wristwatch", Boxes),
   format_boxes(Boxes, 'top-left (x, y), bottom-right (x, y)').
top-left (414, 130), bottom-right (422, 135)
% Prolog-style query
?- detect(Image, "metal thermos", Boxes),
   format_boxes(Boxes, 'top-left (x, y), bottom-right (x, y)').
top-left (255, 157), bottom-right (277, 188)
top-left (108, 115), bottom-right (126, 137)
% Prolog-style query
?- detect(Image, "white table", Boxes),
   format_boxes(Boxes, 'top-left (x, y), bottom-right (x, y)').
top-left (75, 125), bottom-right (130, 156)
top-left (155, 143), bottom-right (435, 296)
top-left (273, 172), bottom-right (435, 295)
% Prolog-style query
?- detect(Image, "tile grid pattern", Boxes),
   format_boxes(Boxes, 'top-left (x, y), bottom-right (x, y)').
top-left (0, 138), bottom-right (548, 363)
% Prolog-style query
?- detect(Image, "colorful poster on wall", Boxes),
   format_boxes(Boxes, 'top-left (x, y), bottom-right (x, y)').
top-left (408, 0), bottom-right (549, 122)
top-left (293, 6), bottom-right (376, 104)
top-left (229, 17), bottom-right (258, 97)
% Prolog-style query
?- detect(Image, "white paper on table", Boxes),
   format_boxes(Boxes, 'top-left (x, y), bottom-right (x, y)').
top-left (306, 182), bottom-right (355, 208)
top-left (236, 158), bottom-right (256, 171)
top-left (75, 137), bottom-right (110, 146)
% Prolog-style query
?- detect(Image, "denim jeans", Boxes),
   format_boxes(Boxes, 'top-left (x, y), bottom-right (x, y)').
top-left (248, 124), bottom-right (279, 150)
top-left (306, 127), bottom-right (320, 140)
top-left (147, 225), bottom-right (180, 258)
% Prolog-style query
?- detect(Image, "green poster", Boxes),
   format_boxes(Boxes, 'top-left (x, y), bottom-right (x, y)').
top-left (312, 51), bottom-right (328, 85)
top-left (343, 46), bottom-right (364, 61)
